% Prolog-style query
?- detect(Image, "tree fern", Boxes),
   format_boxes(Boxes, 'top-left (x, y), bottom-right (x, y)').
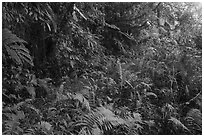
top-left (2, 28), bottom-right (33, 66)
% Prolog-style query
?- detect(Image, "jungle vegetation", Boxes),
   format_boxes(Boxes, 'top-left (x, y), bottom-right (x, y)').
top-left (2, 2), bottom-right (202, 135)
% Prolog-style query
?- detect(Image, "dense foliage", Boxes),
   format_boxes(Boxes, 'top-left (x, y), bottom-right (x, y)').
top-left (2, 2), bottom-right (202, 135)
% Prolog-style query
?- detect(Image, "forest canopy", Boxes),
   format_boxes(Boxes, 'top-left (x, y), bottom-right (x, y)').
top-left (2, 2), bottom-right (202, 135)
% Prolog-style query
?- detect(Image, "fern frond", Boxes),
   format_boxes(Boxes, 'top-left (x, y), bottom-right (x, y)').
top-left (184, 109), bottom-right (202, 134)
top-left (44, 3), bottom-right (57, 32)
top-left (3, 28), bottom-right (33, 66)
top-left (114, 108), bottom-right (143, 134)
top-left (3, 111), bottom-right (25, 135)
top-left (72, 93), bottom-right (91, 112)
top-left (88, 91), bottom-right (97, 109)
top-left (97, 106), bottom-right (126, 127)
top-left (78, 127), bottom-right (92, 135)
top-left (4, 44), bottom-right (23, 65)
top-left (74, 106), bottom-right (127, 134)
top-left (186, 109), bottom-right (202, 125)
top-left (168, 117), bottom-right (189, 132)
top-left (3, 28), bottom-right (27, 45)
top-left (24, 128), bottom-right (35, 135)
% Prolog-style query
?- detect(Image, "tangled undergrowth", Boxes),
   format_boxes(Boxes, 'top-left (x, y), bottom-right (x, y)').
top-left (2, 2), bottom-right (202, 135)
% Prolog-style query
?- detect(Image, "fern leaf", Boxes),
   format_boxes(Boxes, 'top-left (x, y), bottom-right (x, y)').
top-left (44, 3), bottom-right (57, 32)
top-left (74, 107), bottom-right (127, 134)
top-left (79, 127), bottom-right (91, 135)
top-left (14, 44), bottom-right (33, 64)
top-left (3, 28), bottom-right (27, 45)
top-left (91, 124), bottom-right (102, 135)
top-left (133, 112), bottom-right (142, 123)
top-left (168, 117), bottom-right (189, 131)
top-left (186, 109), bottom-right (202, 126)
top-left (10, 44), bottom-right (29, 53)
top-left (18, 52), bottom-right (34, 66)
top-left (3, 111), bottom-right (25, 135)
top-left (89, 92), bottom-right (97, 109)
top-left (72, 93), bottom-right (91, 111)
top-left (3, 28), bottom-right (33, 66)
top-left (5, 45), bottom-right (23, 65)
top-left (96, 106), bottom-right (126, 127)
top-left (185, 109), bottom-right (202, 133)
top-left (24, 128), bottom-right (35, 135)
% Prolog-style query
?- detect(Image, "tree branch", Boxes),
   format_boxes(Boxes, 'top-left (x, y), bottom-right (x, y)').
top-left (180, 91), bottom-right (202, 107)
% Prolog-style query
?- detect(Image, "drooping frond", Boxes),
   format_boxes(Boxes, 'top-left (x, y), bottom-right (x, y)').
top-left (168, 117), bottom-right (190, 132)
top-left (2, 28), bottom-right (33, 66)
